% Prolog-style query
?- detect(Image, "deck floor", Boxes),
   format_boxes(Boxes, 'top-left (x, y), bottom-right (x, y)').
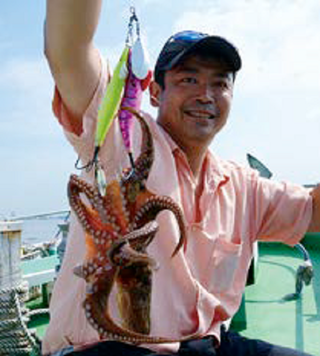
top-left (240, 235), bottom-right (320, 355)
top-left (27, 235), bottom-right (320, 354)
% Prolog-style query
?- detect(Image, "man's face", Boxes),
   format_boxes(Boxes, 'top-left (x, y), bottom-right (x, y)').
top-left (152, 55), bottom-right (234, 153)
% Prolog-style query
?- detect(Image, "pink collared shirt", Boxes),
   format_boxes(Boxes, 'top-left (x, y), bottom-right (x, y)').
top-left (42, 56), bottom-right (312, 355)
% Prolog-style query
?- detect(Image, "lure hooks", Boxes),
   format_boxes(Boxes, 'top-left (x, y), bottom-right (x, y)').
top-left (126, 6), bottom-right (140, 45)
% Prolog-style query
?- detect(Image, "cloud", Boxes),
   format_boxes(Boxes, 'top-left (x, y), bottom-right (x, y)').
top-left (0, 55), bottom-right (57, 137)
top-left (0, 56), bottom-right (51, 93)
top-left (172, 0), bottom-right (320, 95)
top-left (0, 54), bottom-right (74, 217)
top-left (168, 0), bottom-right (320, 184)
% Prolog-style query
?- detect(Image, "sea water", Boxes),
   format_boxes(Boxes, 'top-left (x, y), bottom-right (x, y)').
top-left (21, 218), bottom-right (67, 245)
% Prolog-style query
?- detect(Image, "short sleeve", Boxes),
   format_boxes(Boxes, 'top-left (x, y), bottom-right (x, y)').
top-left (252, 175), bottom-right (313, 246)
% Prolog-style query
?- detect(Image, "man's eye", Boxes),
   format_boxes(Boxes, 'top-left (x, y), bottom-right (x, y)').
top-left (181, 77), bottom-right (197, 84)
top-left (214, 80), bottom-right (229, 89)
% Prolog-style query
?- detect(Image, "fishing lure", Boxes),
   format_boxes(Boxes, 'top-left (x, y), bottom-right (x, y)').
top-left (118, 37), bottom-right (152, 169)
top-left (92, 45), bottom-right (130, 196)
top-left (77, 7), bottom-right (150, 197)
top-left (95, 46), bottom-right (130, 157)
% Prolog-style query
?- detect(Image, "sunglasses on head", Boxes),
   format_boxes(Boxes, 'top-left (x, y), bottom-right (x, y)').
top-left (168, 30), bottom-right (209, 43)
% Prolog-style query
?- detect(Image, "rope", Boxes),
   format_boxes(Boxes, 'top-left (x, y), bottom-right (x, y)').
top-left (0, 281), bottom-right (48, 355)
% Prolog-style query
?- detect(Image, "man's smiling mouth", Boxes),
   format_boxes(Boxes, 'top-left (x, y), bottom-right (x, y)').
top-left (184, 110), bottom-right (216, 120)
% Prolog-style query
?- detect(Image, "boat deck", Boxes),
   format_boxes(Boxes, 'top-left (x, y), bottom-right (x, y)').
top-left (27, 297), bottom-right (50, 339)
top-left (238, 233), bottom-right (320, 355)
top-left (26, 234), bottom-right (320, 355)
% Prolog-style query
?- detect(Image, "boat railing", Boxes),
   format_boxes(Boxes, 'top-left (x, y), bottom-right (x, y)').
top-left (0, 221), bottom-right (44, 355)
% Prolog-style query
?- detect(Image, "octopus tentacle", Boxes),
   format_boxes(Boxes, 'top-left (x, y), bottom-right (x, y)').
top-left (102, 180), bottom-right (131, 235)
top-left (68, 175), bottom-right (119, 241)
top-left (109, 221), bottom-right (159, 269)
top-left (68, 174), bottom-right (110, 225)
top-left (81, 246), bottom-right (160, 342)
top-left (91, 228), bottom-right (114, 250)
top-left (82, 266), bottom-right (118, 337)
top-left (68, 174), bottom-right (130, 238)
top-left (84, 265), bottom-right (198, 344)
top-left (109, 241), bottom-right (156, 269)
top-left (134, 196), bottom-right (187, 256)
top-left (73, 256), bottom-right (112, 281)
top-left (121, 107), bottom-right (154, 183)
top-left (125, 220), bottom-right (159, 252)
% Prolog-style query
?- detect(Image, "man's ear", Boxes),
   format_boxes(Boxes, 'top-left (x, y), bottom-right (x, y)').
top-left (149, 81), bottom-right (161, 107)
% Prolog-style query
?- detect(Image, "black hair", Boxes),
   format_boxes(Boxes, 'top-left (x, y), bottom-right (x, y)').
top-left (154, 70), bottom-right (166, 89)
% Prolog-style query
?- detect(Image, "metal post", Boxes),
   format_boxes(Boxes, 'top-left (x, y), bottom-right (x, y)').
top-left (0, 221), bottom-right (23, 289)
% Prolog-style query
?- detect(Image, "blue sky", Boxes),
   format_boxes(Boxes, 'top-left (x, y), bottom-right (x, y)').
top-left (1, 0), bottom-right (320, 218)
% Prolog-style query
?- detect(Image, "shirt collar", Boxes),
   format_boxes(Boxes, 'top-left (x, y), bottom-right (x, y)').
top-left (156, 121), bottom-right (230, 190)
top-left (206, 152), bottom-right (230, 190)
top-left (157, 123), bottom-right (180, 152)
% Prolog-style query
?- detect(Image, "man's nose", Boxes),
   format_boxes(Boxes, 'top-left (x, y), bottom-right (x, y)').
top-left (196, 83), bottom-right (215, 103)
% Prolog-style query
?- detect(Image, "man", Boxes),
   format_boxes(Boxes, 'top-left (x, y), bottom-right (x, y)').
top-left (43, 1), bottom-right (320, 355)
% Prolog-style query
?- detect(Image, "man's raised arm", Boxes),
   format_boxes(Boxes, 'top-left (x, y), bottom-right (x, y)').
top-left (45, 0), bottom-right (103, 124)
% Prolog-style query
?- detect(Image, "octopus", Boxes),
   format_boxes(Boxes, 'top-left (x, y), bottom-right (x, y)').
top-left (68, 109), bottom-right (194, 344)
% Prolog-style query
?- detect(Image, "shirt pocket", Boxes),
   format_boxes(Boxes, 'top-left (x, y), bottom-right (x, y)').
top-left (203, 236), bottom-right (242, 293)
